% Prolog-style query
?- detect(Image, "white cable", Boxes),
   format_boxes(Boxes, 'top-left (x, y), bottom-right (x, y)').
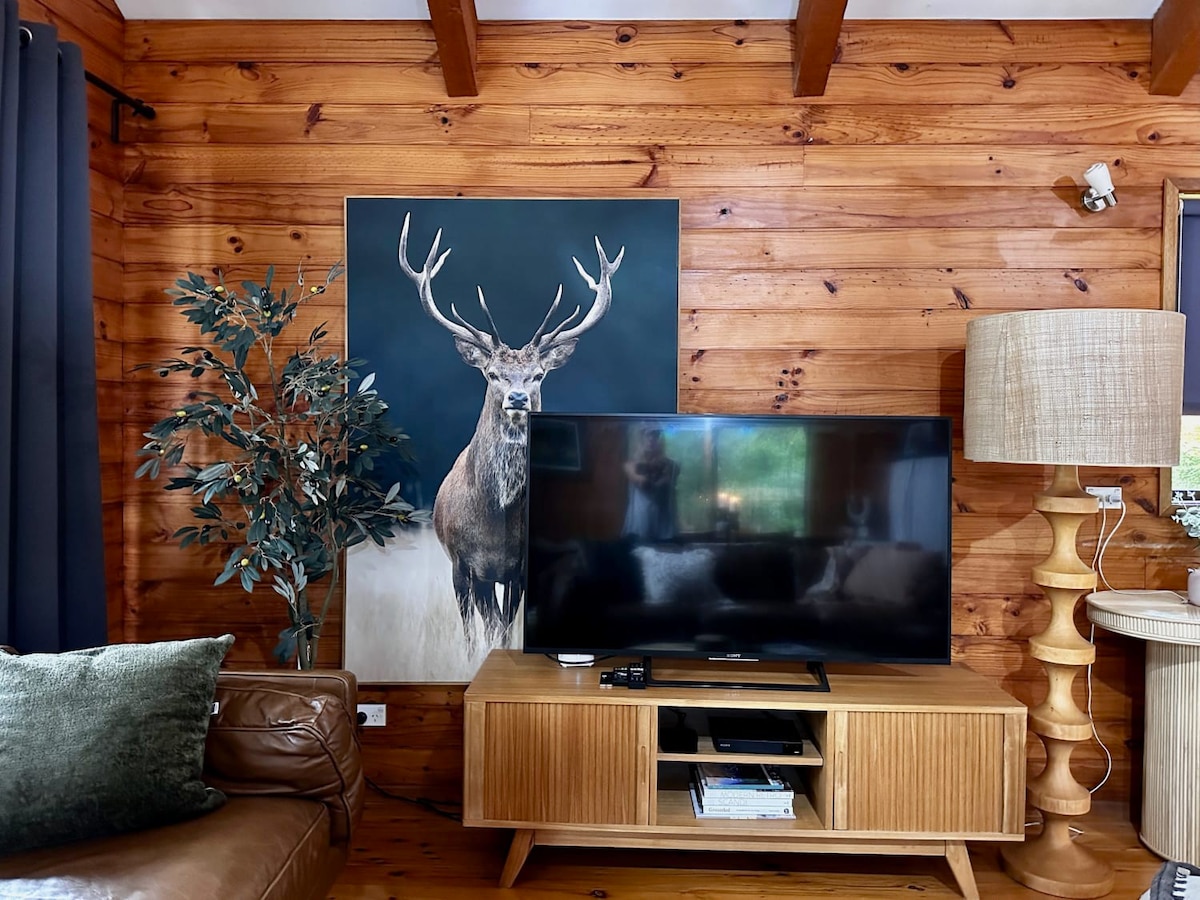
top-left (1085, 622), bottom-right (1113, 795)
top-left (1095, 500), bottom-right (1129, 593)
top-left (1021, 810), bottom-right (1084, 836)
top-left (1095, 499), bottom-right (1188, 601)
top-left (1090, 503), bottom-right (1108, 570)
top-left (1027, 496), bottom-right (1165, 831)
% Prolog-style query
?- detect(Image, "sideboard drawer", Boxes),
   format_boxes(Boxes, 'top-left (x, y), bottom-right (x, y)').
top-left (479, 702), bottom-right (647, 826)
top-left (840, 711), bottom-right (1011, 834)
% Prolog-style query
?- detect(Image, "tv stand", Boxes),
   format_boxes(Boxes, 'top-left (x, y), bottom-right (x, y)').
top-left (463, 651), bottom-right (1026, 898)
top-left (605, 655), bottom-right (830, 692)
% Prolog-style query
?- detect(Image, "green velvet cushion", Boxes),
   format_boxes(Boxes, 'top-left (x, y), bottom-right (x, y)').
top-left (0, 635), bottom-right (235, 855)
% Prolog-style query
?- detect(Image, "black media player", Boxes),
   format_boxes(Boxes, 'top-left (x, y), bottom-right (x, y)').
top-left (708, 715), bottom-right (809, 755)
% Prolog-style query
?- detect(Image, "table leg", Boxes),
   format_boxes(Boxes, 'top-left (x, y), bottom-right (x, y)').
top-left (1143, 641), bottom-right (1200, 866)
top-left (946, 840), bottom-right (979, 900)
top-left (500, 829), bottom-right (536, 888)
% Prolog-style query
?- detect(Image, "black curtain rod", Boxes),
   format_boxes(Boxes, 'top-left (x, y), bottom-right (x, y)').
top-left (19, 25), bottom-right (155, 142)
top-left (84, 71), bottom-right (156, 144)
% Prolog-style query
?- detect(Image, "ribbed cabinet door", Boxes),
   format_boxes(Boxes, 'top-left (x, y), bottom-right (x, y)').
top-left (841, 712), bottom-right (1004, 833)
top-left (482, 703), bottom-right (643, 825)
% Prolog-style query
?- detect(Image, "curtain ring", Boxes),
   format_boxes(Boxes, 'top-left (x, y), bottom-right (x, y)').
top-left (19, 25), bottom-right (33, 46)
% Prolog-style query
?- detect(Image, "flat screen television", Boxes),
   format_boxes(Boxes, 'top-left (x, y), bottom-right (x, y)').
top-left (524, 413), bottom-right (952, 666)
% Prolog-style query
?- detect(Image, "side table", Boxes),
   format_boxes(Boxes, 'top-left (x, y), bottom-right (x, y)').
top-left (1086, 590), bottom-right (1200, 866)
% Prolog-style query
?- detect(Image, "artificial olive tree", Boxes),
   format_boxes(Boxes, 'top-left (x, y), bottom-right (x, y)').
top-left (135, 263), bottom-right (422, 668)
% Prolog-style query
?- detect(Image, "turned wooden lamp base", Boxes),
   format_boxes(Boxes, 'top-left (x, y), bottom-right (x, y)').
top-left (1002, 817), bottom-right (1115, 899)
top-left (1003, 464), bottom-right (1114, 898)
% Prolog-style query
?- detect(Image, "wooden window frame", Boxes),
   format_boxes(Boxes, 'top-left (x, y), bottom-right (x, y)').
top-left (1159, 178), bottom-right (1200, 514)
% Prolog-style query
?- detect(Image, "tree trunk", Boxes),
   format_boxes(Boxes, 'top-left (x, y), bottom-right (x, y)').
top-left (296, 627), bottom-right (314, 669)
top-left (293, 589), bottom-right (317, 670)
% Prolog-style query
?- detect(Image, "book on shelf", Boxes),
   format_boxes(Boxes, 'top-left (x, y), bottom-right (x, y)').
top-left (697, 798), bottom-right (794, 816)
top-left (692, 763), bottom-right (794, 798)
top-left (688, 783), bottom-right (796, 820)
top-left (695, 777), bottom-right (794, 810)
top-left (695, 762), bottom-right (785, 788)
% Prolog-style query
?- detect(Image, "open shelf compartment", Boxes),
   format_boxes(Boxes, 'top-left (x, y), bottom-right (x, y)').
top-left (654, 761), bottom-right (828, 831)
top-left (659, 733), bottom-right (823, 766)
top-left (655, 707), bottom-right (826, 767)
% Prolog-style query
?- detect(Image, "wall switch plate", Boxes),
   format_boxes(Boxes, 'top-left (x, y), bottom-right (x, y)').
top-left (357, 703), bottom-right (387, 727)
top-left (1085, 486), bottom-right (1123, 509)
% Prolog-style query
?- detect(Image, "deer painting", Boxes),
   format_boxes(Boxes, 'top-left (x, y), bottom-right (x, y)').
top-left (397, 213), bottom-right (624, 649)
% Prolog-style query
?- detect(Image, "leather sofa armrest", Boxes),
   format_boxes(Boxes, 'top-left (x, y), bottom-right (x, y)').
top-left (203, 670), bottom-right (364, 845)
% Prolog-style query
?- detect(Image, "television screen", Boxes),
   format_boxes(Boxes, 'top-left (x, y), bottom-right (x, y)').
top-left (524, 413), bottom-right (952, 664)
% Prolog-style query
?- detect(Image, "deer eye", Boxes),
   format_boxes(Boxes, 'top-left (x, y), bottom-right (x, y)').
top-left (487, 372), bottom-right (500, 382)
top-left (531, 372), bottom-right (545, 383)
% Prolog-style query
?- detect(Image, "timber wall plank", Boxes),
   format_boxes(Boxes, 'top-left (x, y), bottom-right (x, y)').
top-left (121, 17), bottom-right (1194, 801)
top-left (125, 20), bottom-right (1152, 66)
top-left (18, 0), bottom-right (124, 641)
top-left (124, 184), bottom-right (1164, 229)
top-left (27, 0), bottom-right (122, 85)
top-left (122, 62), bottom-right (1194, 107)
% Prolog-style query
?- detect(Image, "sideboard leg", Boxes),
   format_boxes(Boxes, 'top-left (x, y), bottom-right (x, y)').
top-left (500, 829), bottom-right (536, 888)
top-left (945, 840), bottom-right (980, 900)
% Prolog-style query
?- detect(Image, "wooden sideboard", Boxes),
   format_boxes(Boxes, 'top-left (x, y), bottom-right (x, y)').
top-left (463, 650), bottom-right (1026, 899)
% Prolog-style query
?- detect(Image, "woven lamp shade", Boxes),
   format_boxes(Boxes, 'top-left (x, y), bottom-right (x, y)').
top-left (964, 308), bottom-right (1185, 467)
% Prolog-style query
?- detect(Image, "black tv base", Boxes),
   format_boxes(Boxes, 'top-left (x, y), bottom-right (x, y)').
top-left (600, 656), bottom-right (831, 692)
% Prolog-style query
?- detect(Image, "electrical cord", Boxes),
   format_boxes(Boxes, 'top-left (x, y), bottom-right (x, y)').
top-left (1090, 502), bottom-right (1109, 571)
top-left (1085, 622), bottom-right (1113, 796)
top-left (1023, 642), bottom-right (1113, 832)
top-left (364, 775), bottom-right (462, 822)
top-left (1023, 500), bottom-right (1123, 835)
top-left (1094, 499), bottom-right (1188, 602)
top-left (1082, 504), bottom-right (1117, 797)
top-left (1094, 499), bottom-right (1137, 595)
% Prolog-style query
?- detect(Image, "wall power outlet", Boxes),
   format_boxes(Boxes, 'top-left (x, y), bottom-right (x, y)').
top-left (356, 703), bottom-right (387, 727)
top-left (1085, 486), bottom-right (1123, 509)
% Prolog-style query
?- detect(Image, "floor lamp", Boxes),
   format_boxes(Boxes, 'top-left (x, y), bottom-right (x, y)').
top-left (964, 308), bottom-right (1185, 899)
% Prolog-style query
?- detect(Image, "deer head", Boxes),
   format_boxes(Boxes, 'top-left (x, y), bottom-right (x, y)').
top-left (397, 212), bottom-right (624, 439)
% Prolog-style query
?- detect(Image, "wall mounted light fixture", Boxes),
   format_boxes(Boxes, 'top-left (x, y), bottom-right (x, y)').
top-left (1081, 162), bottom-right (1117, 212)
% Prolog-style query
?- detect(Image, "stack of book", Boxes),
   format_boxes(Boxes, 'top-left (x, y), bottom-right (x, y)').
top-left (688, 763), bottom-right (796, 820)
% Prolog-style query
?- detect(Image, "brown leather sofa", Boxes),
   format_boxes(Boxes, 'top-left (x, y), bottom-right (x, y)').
top-left (0, 670), bottom-right (364, 900)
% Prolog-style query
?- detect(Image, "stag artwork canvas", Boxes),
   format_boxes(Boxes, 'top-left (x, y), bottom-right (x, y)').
top-left (344, 198), bottom-right (679, 682)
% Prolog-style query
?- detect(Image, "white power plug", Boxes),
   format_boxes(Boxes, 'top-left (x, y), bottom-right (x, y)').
top-left (1085, 486), bottom-right (1122, 509)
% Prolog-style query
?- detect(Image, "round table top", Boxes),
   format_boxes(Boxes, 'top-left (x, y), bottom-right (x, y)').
top-left (1086, 590), bottom-right (1200, 645)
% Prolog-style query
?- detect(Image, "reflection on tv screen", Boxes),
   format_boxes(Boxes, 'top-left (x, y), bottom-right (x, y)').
top-left (524, 414), bottom-right (952, 664)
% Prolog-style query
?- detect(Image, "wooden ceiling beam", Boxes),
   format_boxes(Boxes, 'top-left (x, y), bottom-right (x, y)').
top-left (1151, 0), bottom-right (1200, 96)
top-left (792, 0), bottom-right (849, 97)
top-left (427, 0), bottom-right (479, 97)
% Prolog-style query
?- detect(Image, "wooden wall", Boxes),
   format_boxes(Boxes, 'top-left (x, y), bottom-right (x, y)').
top-left (16, 0), bottom-right (125, 640)
top-left (119, 17), bottom-right (1200, 802)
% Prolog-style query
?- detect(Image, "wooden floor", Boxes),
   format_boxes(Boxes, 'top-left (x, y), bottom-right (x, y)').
top-left (330, 796), bottom-right (1165, 899)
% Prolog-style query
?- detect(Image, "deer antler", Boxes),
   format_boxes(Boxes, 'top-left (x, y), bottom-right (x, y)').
top-left (536, 237), bottom-right (624, 351)
top-left (398, 213), bottom-right (496, 349)
top-left (530, 285), bottom-right (573, 346)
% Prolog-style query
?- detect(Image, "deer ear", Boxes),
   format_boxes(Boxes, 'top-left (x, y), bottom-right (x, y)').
top-left (453, 337), bottom-right (490, 369)
top-left (540, 339), bottom-right (578, 371)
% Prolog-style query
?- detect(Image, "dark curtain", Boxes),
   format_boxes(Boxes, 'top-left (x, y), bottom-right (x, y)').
top-left (0, 1), bottom-right (106, 652)
top-left (1181, 199), bottom-right (1200, 414)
